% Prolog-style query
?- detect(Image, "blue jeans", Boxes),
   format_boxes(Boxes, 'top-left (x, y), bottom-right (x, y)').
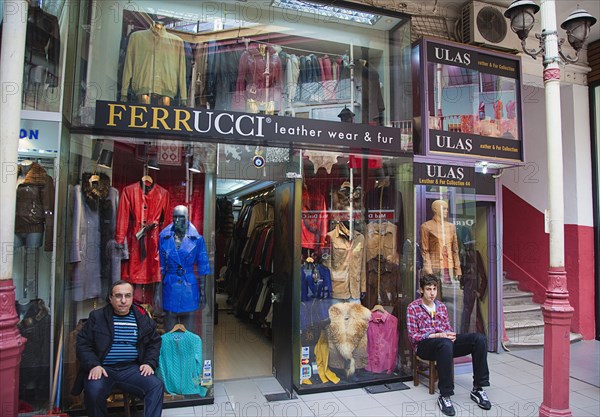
top-left (83, 363), bottom-right (164, 417)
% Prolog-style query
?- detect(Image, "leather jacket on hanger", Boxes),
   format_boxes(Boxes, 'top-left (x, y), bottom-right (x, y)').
top-left (115, 181), bottom-right (170, 283)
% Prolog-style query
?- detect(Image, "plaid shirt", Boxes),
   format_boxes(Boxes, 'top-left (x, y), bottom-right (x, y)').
top-left (406, 298), bottom-right (453, 351)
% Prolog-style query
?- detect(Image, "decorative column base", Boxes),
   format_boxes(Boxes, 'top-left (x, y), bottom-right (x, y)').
top-left (0, 280), bottom-right (26, 417)
top-left (539, 268), bottom-right (574, 417)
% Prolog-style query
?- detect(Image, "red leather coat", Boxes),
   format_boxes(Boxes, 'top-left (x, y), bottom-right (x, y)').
top-left (115, 182), bottom-right (170, 283)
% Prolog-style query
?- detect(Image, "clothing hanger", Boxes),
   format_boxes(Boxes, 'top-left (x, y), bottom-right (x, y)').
top-left (169, 323), bottom-right (186, 333)
top-left (371, 304), bottom-right (386, 313)
top-left (141, 174), bottom-right (153, 184)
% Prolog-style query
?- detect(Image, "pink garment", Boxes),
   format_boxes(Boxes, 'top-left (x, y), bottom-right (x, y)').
top-left (365, 310), bottom-right (399, 374)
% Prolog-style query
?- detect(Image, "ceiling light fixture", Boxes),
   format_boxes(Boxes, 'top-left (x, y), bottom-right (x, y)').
top-left (271, 0), bottom-right (380, 26)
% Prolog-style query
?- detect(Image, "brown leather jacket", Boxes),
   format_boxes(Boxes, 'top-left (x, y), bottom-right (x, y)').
top-left (15, 163), bottom-right (55, 251)
top-left (420, 218), bottom-right (462, 277)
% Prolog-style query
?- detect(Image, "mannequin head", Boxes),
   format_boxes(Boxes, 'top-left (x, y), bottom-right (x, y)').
top-left (431, 199), bottom-right (448, 221)
top-left (173, 205), bottom-right (188, 235)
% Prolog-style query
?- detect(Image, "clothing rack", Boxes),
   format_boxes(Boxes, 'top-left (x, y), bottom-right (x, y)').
top-left (240, 36), bottom-right (349, 58)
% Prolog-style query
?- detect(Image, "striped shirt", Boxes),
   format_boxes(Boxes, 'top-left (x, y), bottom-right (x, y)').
top-left (103, 311), bottom-right (139, 365)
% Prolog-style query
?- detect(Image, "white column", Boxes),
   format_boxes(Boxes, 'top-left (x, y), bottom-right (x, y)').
top-left (0, 0), bottom-right (27, 280)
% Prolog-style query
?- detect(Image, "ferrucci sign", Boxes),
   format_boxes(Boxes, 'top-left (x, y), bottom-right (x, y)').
top-left (95, 100), bottom-right (406, 155)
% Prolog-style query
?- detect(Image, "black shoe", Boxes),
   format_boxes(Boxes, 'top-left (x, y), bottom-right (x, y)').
top-left (470, 388), bottom-right (492, 410)
top-left (437, 395), bottom-right (456, 416)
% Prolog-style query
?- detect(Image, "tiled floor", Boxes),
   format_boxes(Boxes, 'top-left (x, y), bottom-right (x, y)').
top-left (162, 345), bottom-right (600, 417)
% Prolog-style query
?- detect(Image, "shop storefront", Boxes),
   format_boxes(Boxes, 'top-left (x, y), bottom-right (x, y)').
top-left (8, 1), bottom-right (526, 415)
top-left (53, 0), bottom-right (415, 412)
top-left (412, 37), bottom-right (524, 354)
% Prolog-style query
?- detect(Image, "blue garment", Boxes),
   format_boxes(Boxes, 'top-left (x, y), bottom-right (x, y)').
top-left (301, 263), bottom-right (333, 301)
top-left (159, 223), bottom-right (211, 313)
top-left (157, 330), bottom-right (208, 396)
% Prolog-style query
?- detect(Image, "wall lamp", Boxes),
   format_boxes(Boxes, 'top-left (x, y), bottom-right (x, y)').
top-left (504, 0), bottom-right (596, 63)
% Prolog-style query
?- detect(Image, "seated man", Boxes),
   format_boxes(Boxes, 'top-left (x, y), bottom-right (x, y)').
top-left (407, 274), bottom-right (492, 416)
top-left (73, 280), bottom-right (163, 417)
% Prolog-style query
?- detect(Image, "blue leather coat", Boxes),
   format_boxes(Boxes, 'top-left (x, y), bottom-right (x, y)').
top-left (159, 223), bottom-right (211, 313)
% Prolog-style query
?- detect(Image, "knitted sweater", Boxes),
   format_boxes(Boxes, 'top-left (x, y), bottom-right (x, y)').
top-left (157, 330), bottom-right (207, 396)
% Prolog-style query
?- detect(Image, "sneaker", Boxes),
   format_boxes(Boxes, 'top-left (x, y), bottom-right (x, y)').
top-left (470, 388), bottom-right (492, 410)
top-left (437, 395), bottom-right (456, 416)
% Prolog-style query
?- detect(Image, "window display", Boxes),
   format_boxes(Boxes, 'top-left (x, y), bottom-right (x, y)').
top-left (415, 185), bottom-right (481, 334)
top-left (61, 138), bottom-right (215, 411)
top-left (413, 38), bottom-right (523, 162)
top-left (1, 1), bottom-right (63, 111)
top-left (13, 157), bottom-right (56, 413)
top-left (297, 154), bottom-right (413, 390)
top-left (72, 0), bottom-right (411, 139)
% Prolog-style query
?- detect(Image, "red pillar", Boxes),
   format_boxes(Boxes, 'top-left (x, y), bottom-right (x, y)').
top-left (0, 280), bottom-right (26, 416)
top-left (539, 268), bottom-right (574, 417)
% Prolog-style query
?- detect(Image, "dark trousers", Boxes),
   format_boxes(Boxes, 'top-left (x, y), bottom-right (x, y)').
top-left (83, 363), bottom-right (164, 417)
top-left (416, 332), bottom-right (489, 396)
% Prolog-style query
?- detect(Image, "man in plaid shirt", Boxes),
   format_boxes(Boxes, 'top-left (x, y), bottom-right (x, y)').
top-left (407, 274), bottom-right (491, 416)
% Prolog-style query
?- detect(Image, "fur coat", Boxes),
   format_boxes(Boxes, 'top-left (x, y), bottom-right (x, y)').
top-left (326, 303), bottom-right (371, 377)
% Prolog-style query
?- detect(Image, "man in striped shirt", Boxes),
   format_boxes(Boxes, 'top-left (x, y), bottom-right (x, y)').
top-left (74, 280), bottom-right (163, 417)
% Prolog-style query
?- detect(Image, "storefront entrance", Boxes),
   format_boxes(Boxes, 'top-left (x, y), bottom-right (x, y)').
top-left (213, 145), bottom-right (299, 398)
top-left (416, 186), bottom-right (498, 350)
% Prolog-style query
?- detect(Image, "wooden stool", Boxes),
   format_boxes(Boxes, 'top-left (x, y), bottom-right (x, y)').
top-left (412, 351), bottom-right (454, 395)
top-left (109, 389), bottom-right (135, 417)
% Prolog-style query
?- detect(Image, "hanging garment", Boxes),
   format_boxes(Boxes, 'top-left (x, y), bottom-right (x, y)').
top-left (301, 186), bottom-right (327, 251)
top-left (301, 263), bottom-right (333, 301)
top-left (365, 310), bottom-right (398, 374)
top-left (323, 222), bottom-right (366, 300)
top-left (157, 330), bottom-right (208, 396)
top-left (363, 257), bottom-right (402, 312)
top-left (121, 24), bottom-right (187, 101)
top-left (365, 184), bottom-right (404, 255)
top-left (115, 181), bottom-right (170, 284)
top-left (365, 221), bottom-right (399, 264)
top-left (70, 174), bottom-right (120, 301)
top-left (233, 44), bottom-right (283, 112)
top-left (159, 222), bottom-right (211, 313)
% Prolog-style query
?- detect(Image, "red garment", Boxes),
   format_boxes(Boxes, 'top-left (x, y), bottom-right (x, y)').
top-left (234, 45), bottom-right (283, 110)
top-left (301, 186), bottom-right (327, 251)
top-left (366, 310), bottom-right (399, 374)
top-left (115, 181), bottom-right (170, 283)
top-left (320, 55), bottom-right (333, 81)
top-left (348, 154), bottom-right (382, 169)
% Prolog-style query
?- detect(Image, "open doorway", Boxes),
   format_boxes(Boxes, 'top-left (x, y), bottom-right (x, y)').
top-left (213, 145), bottom-right (298, 382)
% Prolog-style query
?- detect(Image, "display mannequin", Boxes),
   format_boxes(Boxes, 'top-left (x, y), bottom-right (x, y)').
top-left (159, 205), bottom-right (211, 332)
top-left (15, 160), bottom-right (55, 299)
top-left (121, 21), bottom-right (187, 104)
top-left (420, 200), bottom-right (461, 284)
top-left (460, 243), bottom-right (488, 334)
